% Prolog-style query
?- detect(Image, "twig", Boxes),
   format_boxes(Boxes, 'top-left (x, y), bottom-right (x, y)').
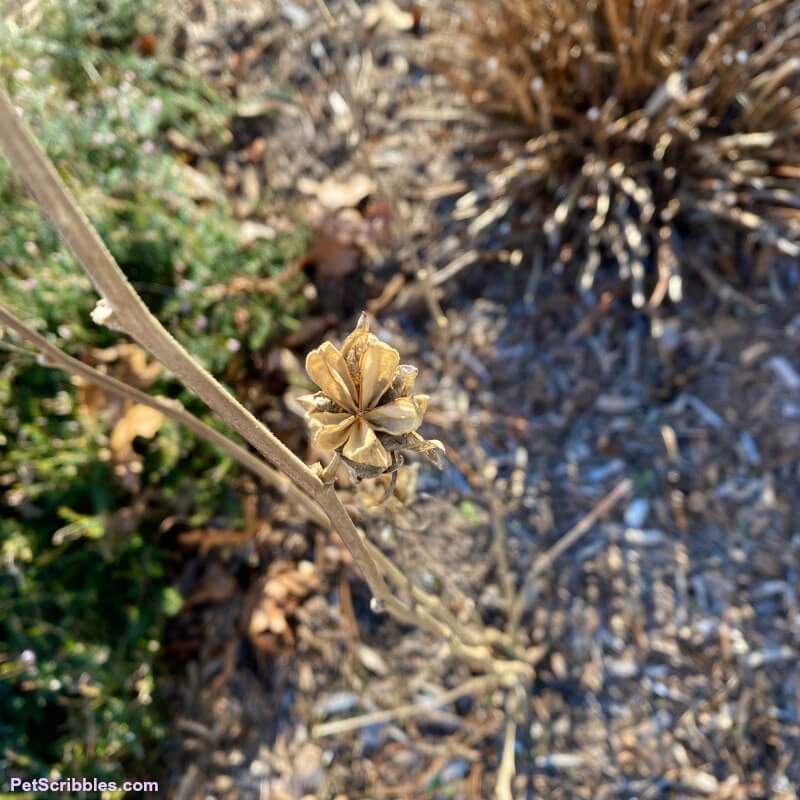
top-left (312, 674), bottom-right (501, 738)
top-left (0, 301), bottom-right (534, 676)
top-left (690, 260), bottom-right (767, 314)
top-left (489, 496), bottom-right (516, 613)
top-left (0, 88), bottom-right (531, 679)
top-left (367, 540), bottom-right (530, 665)
top-left (201, 258), bottom-right (305, 301)
top-left (462, 424), bottom-right (515, 614)
top-left (495, 717), bottom-right (517, 800)
top-left (507, 478), bottom-right (633, 636)
top-left (430, 250), bottom-right (479, 286)
top-left (312, 0), bottom-right (337, 28)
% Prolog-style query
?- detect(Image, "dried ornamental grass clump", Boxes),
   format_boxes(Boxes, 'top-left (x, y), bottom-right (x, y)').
top-left (434, 0), bottom-right (800, 306)
top-left (299, 313), bottom-right (446, 479)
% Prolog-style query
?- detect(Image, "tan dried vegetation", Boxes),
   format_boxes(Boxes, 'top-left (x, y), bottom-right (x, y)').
top-left (435, 0), bottom-right (800, 305)
top-left (299, 313), bottom-right (445, 477)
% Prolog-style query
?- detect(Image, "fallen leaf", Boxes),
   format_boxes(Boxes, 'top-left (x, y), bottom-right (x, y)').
top-left (245, 137), bottom-right (267, 163)
top-left (166, 128), bottom-right (209, 157)
top-left (185, 563), bottom-right (238, 607)
top-left (306, 233), bottom-right (361, 278)
top-left (109, 403), bottom-right (164, 460)
top-left (179, 527), bottom-right (254, 555)
top-left (367, 272), bottom-right (406, 315)
top-left (302, 201), bottom-right (393, 279)
top-left (250, 598), bottom-right (289, 636)
top-left (89, 343), bottom-right (162, 388)
top-left (238, 221), bottom-right (276, 247)
top-left (280, 314), bottom-right (338, 348)
top-left (298, 173), bottom-right (376, 211)
top-left (236, 165), bottom-right (261, 218)
top-left (179, 164), bottom-right (222, 202)
top-left (73, 377), bottom-right (107, 422)
top-left (356, 644), bottom-right (389, 676)
top-left (248, 561), bottom-right (319, 645)
top-left (135, 33), bottom-right (158, 56)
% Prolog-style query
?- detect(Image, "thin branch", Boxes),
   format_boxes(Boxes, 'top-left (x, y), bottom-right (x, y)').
top-left (0, 91), bottom-right (532, 679)
top-left (494, 717), bottom-right (517, 800)
top-left (0, 301), bottom-right (536, 682)
top-left (312, 0), bottom-right (337, 28)
top-left (507, 478), bottom-right (633, 636)
top-left (367, 540), bottom-right (531, 666)
top-left (462, 423), bottom-right (515, 615)
top-left (489, 496), bottom-right (516, 612)
top-left (0, 92), bottom-right (316, 501)
top-left (312, 674), bottom-right (501, 738)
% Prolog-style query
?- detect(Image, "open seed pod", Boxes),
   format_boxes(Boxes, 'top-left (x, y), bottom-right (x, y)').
top-left (299, 313), bottom-right (446, 479)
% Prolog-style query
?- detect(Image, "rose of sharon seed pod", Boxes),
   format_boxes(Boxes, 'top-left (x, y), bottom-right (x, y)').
top-left (299, 313), bottom-right (446, 478)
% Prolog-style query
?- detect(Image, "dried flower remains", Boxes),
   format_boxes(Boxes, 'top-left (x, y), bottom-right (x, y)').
top-left (299, 313), bottom-right (446, 479)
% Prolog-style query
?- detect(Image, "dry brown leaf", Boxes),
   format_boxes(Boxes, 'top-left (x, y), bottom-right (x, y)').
top-left (302, 202), bottom-right (392, 279)
top-left (306, 233), bottom-right (361, 278)
top-left (248, 561), bottom-right (319, 644)
top-left (135, 33), bottom-right (158, 57)
top-left (109, 403), bottom-right (164, 460)
top-left (355, 644), bottom-right (389, 676)
top-left (266, 602), bottom-right (288, 636)
top-left (245, 136), bottom-right (267, 163)
top-left (73, 377), bottom-right (108, 422)
top-left (238, 220), bottom-right (276, 247)
top-left (280, 315), bottom-right (338, 349)
top-left (250, 598), bottom-right (289, 636)
top-left (166, 128), bottom-right (209, 156)
top-left (89, 343), bottom-right (162, 388)
top-left (236, 165), bottom-right (261, 218)
top-left (179, 163), bottom-right (222, 202)
top-left (179, 527), bottom-right (254, 555)
top-left (298, 173), bottom-right (376, 211)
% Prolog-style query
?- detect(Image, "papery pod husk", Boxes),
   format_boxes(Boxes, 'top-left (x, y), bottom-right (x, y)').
top-left (337, 431), bottom-right (446, 481)
top-left (392, 431), bottom-right (447, 469)
top-left (339, 452), bottom-right (398, 480)
top-left (383, 364), bottom-right (419, 403)
top-left (341, 312), bottom-right (371, 393)
top-left (297, 392), bottom-right (341, 414)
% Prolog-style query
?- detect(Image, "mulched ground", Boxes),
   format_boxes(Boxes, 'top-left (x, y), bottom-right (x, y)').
top-left (162, 2), bottom-right (800, 798)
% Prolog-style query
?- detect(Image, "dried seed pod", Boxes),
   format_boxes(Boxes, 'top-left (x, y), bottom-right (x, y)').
top-left (299, 313), bottom-right (446, 476)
